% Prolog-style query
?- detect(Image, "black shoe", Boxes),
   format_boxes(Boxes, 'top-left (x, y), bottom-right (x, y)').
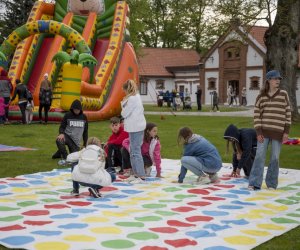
top-left (52, 151), bottom-right (61, 159)
top-left (88, 187), bottom-right (101, 198)
top-left (70, 189), bottom-right (79, 196)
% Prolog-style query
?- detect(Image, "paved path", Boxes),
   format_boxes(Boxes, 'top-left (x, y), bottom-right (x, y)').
top-left (145, 109), bottom-right (254, 117)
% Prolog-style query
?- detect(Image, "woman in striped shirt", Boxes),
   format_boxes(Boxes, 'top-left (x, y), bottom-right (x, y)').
top-left (248, 70), bottom-right (291, 190)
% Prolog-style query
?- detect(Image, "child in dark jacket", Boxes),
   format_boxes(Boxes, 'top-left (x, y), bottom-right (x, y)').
top-left (212, 91), bottom-right (220, 112)
top-left (105, 116), bottom-right (129, 174)
top-left (224, 124), bottom-right (257, 178)
top-left (174, 127), bottom-right (222, 184)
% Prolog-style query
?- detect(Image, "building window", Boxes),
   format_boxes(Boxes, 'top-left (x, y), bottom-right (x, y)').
top-left (250, 76), bottom-right (260, 90)
top-left (207, 77), bottom-right (217, 90)
top-left (139, 78), bottom-right (148, 95)
top-left (225, 47), bottom-right (240, 60)
top-left (155, 79), bottom-right (165, 90)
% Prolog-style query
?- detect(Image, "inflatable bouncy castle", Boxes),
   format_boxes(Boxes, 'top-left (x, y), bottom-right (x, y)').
top-left (0, 0), bottom-right (138, 121)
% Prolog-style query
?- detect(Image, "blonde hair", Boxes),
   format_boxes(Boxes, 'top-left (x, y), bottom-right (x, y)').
top-left (123, 79), bottom-right (137, 97)
top-left (177, 127), bottom-right (193, 145)
top-left (87, 137), bottom-right (101, 147)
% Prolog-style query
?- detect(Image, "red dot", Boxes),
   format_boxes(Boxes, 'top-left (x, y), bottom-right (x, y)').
top-left (187, 189), bottom-right (210, 195)
top-left (187, 201), bottom-right (211, 206)
top-left (171, 206), bottom-right (196, 212)
top-left (167, 220), bottom-right (196, 227)
top-left (149, 227), bottom-right (178, 233)
top-left (165, 239), bottom-right (198, 248)
top-left (185, 216), bottom-right (213, 222)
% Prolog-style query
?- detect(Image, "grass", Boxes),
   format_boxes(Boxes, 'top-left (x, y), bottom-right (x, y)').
top-left (0, 114), bottom-right (299, 249)
top-left (143, 104), bottom-right (249, 112)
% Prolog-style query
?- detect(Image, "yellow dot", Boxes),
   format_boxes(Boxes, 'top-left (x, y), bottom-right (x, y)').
top-left (241, 229), bottom-right (271, 237)
top-left (245, 197), bottom-right (266, 201)
top-left (63, 235), bottom-right (96, 242)
top-left (224, 236), bottom-right (256, 245)
top-left (263, 203), bottom-right (288, 211)
top-left (102, 211), bottom-right (128, 217)
top-left (82, 216), bottom-right (109, 223)
top-left (257, 223), bottom-right (286, 230)
top-left (35, 242), bottom-right (70, 250)
top-left (90, 227), bottom-right (122, 234)
top-left (114, 200), bottom-right (138, 206)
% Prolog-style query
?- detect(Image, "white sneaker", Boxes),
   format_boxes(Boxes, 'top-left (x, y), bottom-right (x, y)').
top-left (123, 175), bottom-right (136, 182)
top-left (123, 169), bottom-right (133, 177)
top-left (209, 173), bottom-right (219, 183)
top-left (195, 175), bottom-right (211, 185)
top-left (145, 167), bottom-right (152, 177)
top-left (129, 177), bottom-right (145, 184)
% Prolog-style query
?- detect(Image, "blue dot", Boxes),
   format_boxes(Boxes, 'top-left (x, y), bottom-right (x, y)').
top-left (113, 183), bottom-right (131, 187)
top-left (50, 214), bottom-right (79, 219)
top-left (93, 204), bottom-right (119, 209)
top-left (23, 174), bottom-right (44, 179)
top-left (228, 189), bottom-right (250, 195)
top-left (0, 185), bottom-right (7, 190)
top-left (72, 208), bottom-right (97, 214)
top-left (121, 190), bottom-right (143, 194)
top-left (1, 236), bottom-right (35, 246)
top-left (217, 205), bottom-right (243, 210)
top-left (88, 198), bottom-right (111, 202)
top-left (31, 230), bottom-right (62, 236)
top-left (203, 211), bottom-right (229, 216)
top-left (58, 223), bottom-right (88, 229)
top-left (221, 219), bottom-right (249, 225)
top-left (186, 230), bottom-right (216, 238)
top-left (41, 172), bottom-right (60, 177)
top-left (28, 180), bottom-right (47, 185)
top-left (0, 192), bottom-right (12, 196)
top-left (8, 183), bottom-right (29, 188)
top-left (203, 224), bottom-right (231, 231)
top-left (231, 200), bottom-right (256, 206)
top-left (105, 194), bottom-right (128, 199)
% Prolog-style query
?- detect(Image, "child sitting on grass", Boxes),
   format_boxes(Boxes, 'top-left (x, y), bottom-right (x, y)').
top-left (66, 137), bottom-right (116, 198)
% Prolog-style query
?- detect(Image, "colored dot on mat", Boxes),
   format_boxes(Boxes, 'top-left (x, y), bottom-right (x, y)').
top-left (202, 211), bottom-right (229, 216)
top-left (0, 215), bottom-right (23, 222)
top-left (187, 189), bottom-right (210, 195)
top-left (187, 201), bottom-right (211, 206)
top-left (0, 206), bottom-right (20, 211)
top-left (64, 235), bottom-right (96, 242)
top-left (224, 236), bottom-right (256, 245)
top-left (149, 227), bottom-right (178, 233)
top-left (217, 205), bottom-right (243, 210)
top-left (185, 216), bottom-right (213, 222)
top-left (271, 217), bottom-right (299, 224)
top-left (103, 211), bottom-right (128, 217)
top-left (58, 223), bottom-right (88, 229)
top-left (186, 230), bottom-right (216, 238)
top-left (127, 231), bottom-right (159, 240)
top-left (135, 216), bottom-right (162, 222)
top-left (1, 236), bottom-right (34, 245)
top-left (264, 203), bottom-right (288, 211)
top-left (167, 220), bottom-right (196, 227)
top-left (22, 210), bottom-right (50, 216)
top-left (115, 222), bottom-right (145, 227)
top-left (35, 242), bottom-right (70, 250)
top-left (140, 246), bottom-right (168, 250)
top-left (142, 204), bottom-right (167, 209)
top-left (0, 224), bottom-right (26, 231)
top-left (164, 238), bottom-right (197, 248)
top-left (82, 216), bottom-right (109, 223)
top-left (31, 231), bottom-right (62, 236)
top-left (155, 210), bottom-right (179, 216)
top-left (257, 223), bottom-right (286, 230)
top-left (101, 239), bottom-right (135, 249)
top-left (50, 214), bottom-right (78, 219)
top-left (90, 227), bottom-right (122, 234)
top-left (240, 229), bottom-right (270, 237)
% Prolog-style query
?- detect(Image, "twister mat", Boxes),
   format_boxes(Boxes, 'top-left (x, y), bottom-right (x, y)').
top-left (0, 144), bottom-right (36, 152)
top-left (0, 159), bottom-right (299, 250)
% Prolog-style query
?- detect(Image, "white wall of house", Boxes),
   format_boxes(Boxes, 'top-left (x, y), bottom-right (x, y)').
top-left (204, 71), bottom-right (219, 105)
top-left (246, 69), bottom-right (263, 105)
top-left (247, 45), bottom-right (264, 66)
top-left (205, 50), bottom-right (219, 69)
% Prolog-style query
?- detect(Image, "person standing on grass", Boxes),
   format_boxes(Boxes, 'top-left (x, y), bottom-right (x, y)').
top-left (10, 79), bottom-right (28, 124)
top-left (0, 70), bottom-right (12, 123)
top-left (121, 79), bottom-right (146, 184)
top-left (173, 127), bottom-right (222, 184)
top-left (211, 91), bottom-right (220, 112)
top-left (39, 73), bottom-right (52, 124)
top-left (195, 85), bottom-right (202, 111)
top-left (241, 87), bottom-right (247, 106)
top-left (52, 99), bottom-right (88, 164)
top-left (248, 70), bottom-right (291, 190)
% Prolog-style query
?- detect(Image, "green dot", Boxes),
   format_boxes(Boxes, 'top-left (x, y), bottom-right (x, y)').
top-left (275, 199), bottom-right (297, 205)
top-left (0, 206), bottom-right (20, 211)
top-left (278, 186), bottom-right (297, 191)
top-left (57, 188), bottom-right (72, 193)
top-left (115, 222), bottom-right (144, 227)
top-left (296, 192), bottom-right (300, 197)
top-left (287, 213), bottom-right (300, 217)
top-left (271, 217), bottom-right (299, 224)
top-left (180, 184), bottom-right (196, 188)
top-left (290, 182), bottom-right (300, 186)
top-left (163, 187), bottom-right (182, 192)
top-left (159, 199), bottom-right (181, 203)
top-left (17, 201), bottom-right (39, 207)
top-left (142, 204), bottom-right (167, 209)
top-left (135, 216), bottom-right (162, 222)
top-left (0, 215), bottom-right (23, 222)
top-left (287, 196), bottom-right (300, 201)
top-left (36, 191), bottom-right (58, 195)
top-left (41, 198), bottom-right (61, 203)
top-left (101, 240), bottom-right (135, 249)
top-left (155, 210), bottom-right (179, 216)
top-left (174, 194), bottom-right (197, 199)
top-left (127, 232), bottom-right (159, 240)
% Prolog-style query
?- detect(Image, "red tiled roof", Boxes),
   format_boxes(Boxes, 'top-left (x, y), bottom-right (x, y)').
top-left (138, 48), bottom-right (200, 77)
top-left (248, 26), bottom-right (268, 48)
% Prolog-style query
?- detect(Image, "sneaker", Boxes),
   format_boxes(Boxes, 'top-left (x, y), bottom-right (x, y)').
top-left (88, 187), bottom-right (101, 198)
top-left (209, 173), bottom-right (219, 183)
top-left (52, 151), bottom-right (61, 159)
top-left (58, 159), bottom-right (66, 166)
top-left (129, 177), bottom-right (146, 184)
top-left (123, 175), bottom-right (136, 182)
top-left (195, 175), bottom-right (211, 185)
top-left (123, 169), bottom-right (133, 177)
top-left (70, 189), bottom-right (79, 196)
top-left (145, 167), bottom-right (152, 177)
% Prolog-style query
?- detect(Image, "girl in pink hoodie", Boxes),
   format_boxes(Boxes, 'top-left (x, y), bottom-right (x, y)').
top-left (0, 97), bottom-right (9, 124)
top-left (122, 122), bottom-right (162, 178)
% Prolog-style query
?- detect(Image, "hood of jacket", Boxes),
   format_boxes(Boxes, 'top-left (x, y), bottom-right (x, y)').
top-left (70, 99), bottom-right (83, 114)
top-left (224, 124), bottom-right (239, 143)
top-left (187, 134), bottom-right (202, 144)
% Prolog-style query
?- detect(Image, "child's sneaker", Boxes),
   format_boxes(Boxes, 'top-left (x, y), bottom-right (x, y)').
top-left (123, 169), bottom-right (133, 177)
top-left (209, 173), bottom-right (219, 183)
top-left (58, 159), bottom-right (66, 166)
top-left (123, 175), bottom-right (136, 182)
top-left (195, 175), bottom-right (211, 185)
top-left (145, 167), bottom-right (152, 177)
top-left (70, 189), bottom-right (79, 196)
top-left (88, 187), bottom-right (101, 198)
top-left (129, 177), bottom-right (146, 184)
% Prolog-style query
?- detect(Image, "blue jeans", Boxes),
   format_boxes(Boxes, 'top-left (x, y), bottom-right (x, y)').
top-left (178, 156), bottom-right (220, 183)
top-left (129, 131), bottom-right (145, 177)
top-left (248, 138), bottom-right (281, 189)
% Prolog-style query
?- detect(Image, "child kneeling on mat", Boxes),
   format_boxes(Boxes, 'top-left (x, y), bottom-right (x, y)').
top-left (67, 137), bottom-right (116, 198)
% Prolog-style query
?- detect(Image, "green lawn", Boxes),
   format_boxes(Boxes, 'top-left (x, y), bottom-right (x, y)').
top-left (0, 115), bottom-right (299, 249)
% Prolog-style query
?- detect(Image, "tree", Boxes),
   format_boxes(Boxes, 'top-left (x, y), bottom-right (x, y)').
top-left (264, 0), bottom-right (300, 120)
top-left (0, 0), bottom-right (35, 43)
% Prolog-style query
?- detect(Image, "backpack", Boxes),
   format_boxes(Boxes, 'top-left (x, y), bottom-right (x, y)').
top-left (78, 147), bottom-right (104, 174)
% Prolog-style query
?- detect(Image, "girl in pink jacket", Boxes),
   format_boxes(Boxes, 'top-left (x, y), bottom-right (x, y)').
top-left (122, 123), bottom-right (162, 178)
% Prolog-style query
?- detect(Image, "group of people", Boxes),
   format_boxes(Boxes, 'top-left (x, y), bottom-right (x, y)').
top-left (227, 85), bottom-right (247, 106)
top-left (50, 69), bottom-right (291, 198)
top-left (0, 71), bottom-right (52, 125)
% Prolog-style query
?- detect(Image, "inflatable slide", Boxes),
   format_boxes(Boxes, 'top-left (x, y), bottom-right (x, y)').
top-left (0, 0), bottom-right (138, 121)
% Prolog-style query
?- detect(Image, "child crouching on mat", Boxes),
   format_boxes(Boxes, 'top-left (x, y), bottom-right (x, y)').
top-left (174, 127), bottom-right (222, 184)
top-left (66, 137), bottom-right (116, 198)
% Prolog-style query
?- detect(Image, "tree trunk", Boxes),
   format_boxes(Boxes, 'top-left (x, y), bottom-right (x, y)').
top-left (264, 0), bottom-right (300, 121)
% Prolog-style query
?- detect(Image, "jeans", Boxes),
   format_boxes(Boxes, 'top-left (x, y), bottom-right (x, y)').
top-left (39, 104), bottom-right (50, 123)
top-left (18, 102), bottom-right (27, 124)
top-left (55, 134), bottom-right (79, 159)
top-left (178, 156), bottom-right (220, 183)
top-left (106, 144), bottom-right (123, 171)
top-left (129, 131), bottom-right (145, 177)
top-left (248, 138), bottom-right (281, 189)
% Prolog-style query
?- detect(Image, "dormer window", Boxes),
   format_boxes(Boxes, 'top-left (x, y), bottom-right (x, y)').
top-left (225, 47), bottom-right (240, 60)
